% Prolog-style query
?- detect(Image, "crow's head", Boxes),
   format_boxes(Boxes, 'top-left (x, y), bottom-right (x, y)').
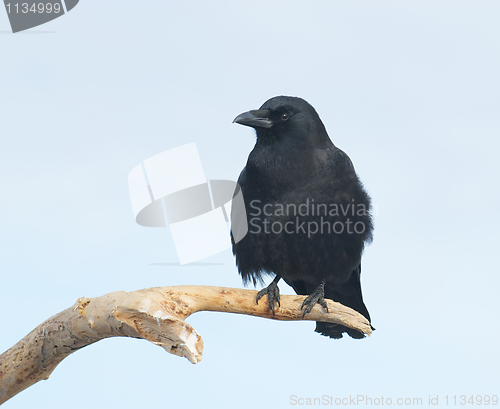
top-left (233, 96), bottom-right (332, 148)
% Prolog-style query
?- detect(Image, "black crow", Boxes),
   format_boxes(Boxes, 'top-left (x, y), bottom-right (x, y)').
top-left (231, 96), bottom-right (373, 339)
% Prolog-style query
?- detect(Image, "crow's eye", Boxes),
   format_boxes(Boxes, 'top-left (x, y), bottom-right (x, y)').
top-left (281, 113), bottom-right (289, 121)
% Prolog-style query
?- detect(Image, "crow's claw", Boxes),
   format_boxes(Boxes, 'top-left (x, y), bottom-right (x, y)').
top-left (301, 281), bottom-right (329, 318)
top-left (256, 276), bottom-right (281, 316)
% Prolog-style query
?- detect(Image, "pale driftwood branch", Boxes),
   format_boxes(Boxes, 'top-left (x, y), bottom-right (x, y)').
top-left (0, 285), bottom-right (371, 404)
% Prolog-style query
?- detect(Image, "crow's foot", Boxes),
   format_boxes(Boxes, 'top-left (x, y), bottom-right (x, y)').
top-left (256, 275), bottom-right (281, 316)
top-left (301, 281), bottom-right (329, 318)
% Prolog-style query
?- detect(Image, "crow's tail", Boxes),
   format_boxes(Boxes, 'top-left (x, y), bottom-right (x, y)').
top-left (314, 297), bottom-right (370, 339)
top-left (293, 265), bottom-right (372, 339)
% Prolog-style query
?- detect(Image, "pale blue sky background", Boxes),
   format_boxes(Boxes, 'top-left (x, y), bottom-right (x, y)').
top-left (1, 1), bottom-right (499, 408)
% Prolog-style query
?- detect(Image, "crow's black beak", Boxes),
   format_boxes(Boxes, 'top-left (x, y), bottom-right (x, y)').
top-left (233, 109), bottom-right (272, 129)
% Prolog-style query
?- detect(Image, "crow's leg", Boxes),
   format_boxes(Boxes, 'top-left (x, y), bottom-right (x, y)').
top-left (256, 275), bottom-right (281, 316)
top-left (301, 280), bottom-right (329, 318)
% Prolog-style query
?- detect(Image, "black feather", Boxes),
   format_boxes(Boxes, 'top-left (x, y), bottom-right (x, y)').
top-left (231, 96), bottom-right (373, 339)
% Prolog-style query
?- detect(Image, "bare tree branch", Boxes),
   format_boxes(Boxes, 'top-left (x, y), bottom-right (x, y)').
top-left (0, 285), bottom-right (372, 404)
